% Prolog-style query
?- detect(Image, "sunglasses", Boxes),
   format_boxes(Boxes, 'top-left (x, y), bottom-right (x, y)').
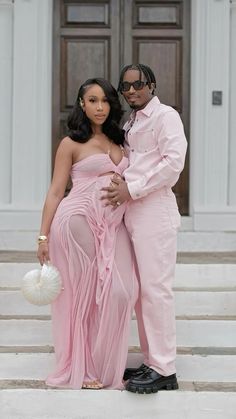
top-left (120, 80), bottom-right (149, 92)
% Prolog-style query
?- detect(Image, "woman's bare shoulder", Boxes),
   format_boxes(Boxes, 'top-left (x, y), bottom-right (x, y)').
top-left (54, 137), bottom-right (76, 162)
top-left (58, 136), bottom-right (81, 152)
top-left (60, 136), bottom-right (75, 146)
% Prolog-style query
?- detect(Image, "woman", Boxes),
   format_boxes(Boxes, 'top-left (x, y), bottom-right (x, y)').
top-left (37, 78), bottom-right (138, 390)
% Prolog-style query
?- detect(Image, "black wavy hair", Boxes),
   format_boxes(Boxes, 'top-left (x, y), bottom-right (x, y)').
top-left (117, 64), bottom-right (156, 95)
top-left (67, 78), bottom-right (124, 144)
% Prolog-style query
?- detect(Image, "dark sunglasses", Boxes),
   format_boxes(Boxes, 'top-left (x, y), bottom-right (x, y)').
top-left (120, 80), bottom-right (149, 92)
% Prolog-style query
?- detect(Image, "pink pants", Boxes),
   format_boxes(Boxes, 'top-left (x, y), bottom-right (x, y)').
top-left (125, 187), bottom-right (180, 376)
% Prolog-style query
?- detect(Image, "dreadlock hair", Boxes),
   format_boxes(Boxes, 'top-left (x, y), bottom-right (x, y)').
top-left (67, 78), bottom-right (125, 144)
top-left (117, 64), bottom-right (156, 94)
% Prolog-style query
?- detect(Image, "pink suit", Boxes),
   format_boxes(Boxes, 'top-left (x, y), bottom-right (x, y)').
top-left (124, 96), bottom-right (187, 376)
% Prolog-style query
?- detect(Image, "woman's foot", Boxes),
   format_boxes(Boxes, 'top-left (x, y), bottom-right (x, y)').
top-left (82, 380), bottom-right (103, 390)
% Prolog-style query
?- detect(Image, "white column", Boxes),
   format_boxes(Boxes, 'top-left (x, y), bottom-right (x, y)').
top-left (190, 0), bottom-right (236, 230)
top-left (0, 0), bottom-right (53, 234)
top-left (0, 0), bottom-right (13, 204)
top-left (229, 0), bottom-right (236, 205)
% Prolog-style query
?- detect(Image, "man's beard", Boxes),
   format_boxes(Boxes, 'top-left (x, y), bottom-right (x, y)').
top-left (129, 103), bottom-right (140, 109)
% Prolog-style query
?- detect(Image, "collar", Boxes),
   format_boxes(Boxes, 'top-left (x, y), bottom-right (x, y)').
top-left (136, 96), bottom-right (160, 117)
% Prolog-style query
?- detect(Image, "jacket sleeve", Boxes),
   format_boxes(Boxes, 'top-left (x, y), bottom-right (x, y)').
top-left (127, 110), bottom-right (188, 200)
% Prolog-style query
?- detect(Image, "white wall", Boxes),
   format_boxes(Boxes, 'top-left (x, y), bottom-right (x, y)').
top-left (0, 0), bottom-right (13, 205)
top-left (0, 0), bottom-right (235, 250)
top-left (229, 0), bottom-right (236, 206)
top-left (0, 0), bottom-right (52, 249)
top-left (190, 0), bottom-right (236, 231)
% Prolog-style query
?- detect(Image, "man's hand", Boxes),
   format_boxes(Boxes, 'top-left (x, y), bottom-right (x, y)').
top-left (101, 174), bottom-right (131, 206)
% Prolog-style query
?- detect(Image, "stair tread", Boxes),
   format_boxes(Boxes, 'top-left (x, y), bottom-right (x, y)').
top-left (2, 263), bottom-right (236, 288)
top-left (1, 389), bottom-right (236, 419)
top-left (1, 289), bottom-right (235, 317)
top-left (0, 353), bottom-right (236, 382)
top-left (1, 319), bottom-right (236, 348)
top-left (1, 250), bottom-right (236, 263)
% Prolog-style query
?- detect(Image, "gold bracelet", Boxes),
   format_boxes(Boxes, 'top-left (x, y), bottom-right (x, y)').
top-left (37, 235), bottom-right (48, 245)
top-left (38, 241), bottom-right (48, 245)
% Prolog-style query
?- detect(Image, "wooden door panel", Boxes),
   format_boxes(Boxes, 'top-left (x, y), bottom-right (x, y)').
top-left (134, 1), bottom-right (182, 27)
top-left (61, 37), bottom-right (109, 110)
top-left (134, 39), bottom-right (182, 111)
top-left (63, 2), bottom-right (110, 26)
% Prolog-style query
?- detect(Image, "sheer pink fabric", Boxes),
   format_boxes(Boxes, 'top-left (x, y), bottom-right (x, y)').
top-left (46, 154), bottom-right (138, 389)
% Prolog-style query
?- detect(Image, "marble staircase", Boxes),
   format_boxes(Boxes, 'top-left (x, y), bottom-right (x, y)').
top-left (0, 257), bottom-right (236, 418)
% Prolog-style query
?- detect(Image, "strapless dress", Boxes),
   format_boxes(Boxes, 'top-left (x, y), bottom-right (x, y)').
top-left (46, 153), bottom-right (138, 390)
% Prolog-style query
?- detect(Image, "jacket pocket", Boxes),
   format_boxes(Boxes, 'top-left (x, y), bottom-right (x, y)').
top-left (135, 130), bottom-right (156, 153)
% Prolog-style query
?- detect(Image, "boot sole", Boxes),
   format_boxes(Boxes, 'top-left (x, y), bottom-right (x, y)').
top-left (126, 380), bottom-right (179, 394)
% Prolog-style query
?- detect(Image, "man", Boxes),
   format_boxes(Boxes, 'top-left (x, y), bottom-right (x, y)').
top-left (102, 64), bottom-right (187, 394)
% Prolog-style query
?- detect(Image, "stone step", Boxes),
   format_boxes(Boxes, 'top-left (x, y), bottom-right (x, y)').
top-left (1, 262), bottom-right (235, 419)
top-left (0, 291), bottom-right (51, 317)
top-left (1, 289), bottom-right (235, 318)
top-left (1, 389), bottom-right (236, 419)
top-left (1, 263), bottom-right (236, 289)
top-left (0, 353), bottom-right (235, 387)
top-left (1, 319), bottom-right (236, 351)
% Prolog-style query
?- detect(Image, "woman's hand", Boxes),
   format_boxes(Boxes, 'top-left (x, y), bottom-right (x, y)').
top-left (37, 243), bottom-right (50, 266)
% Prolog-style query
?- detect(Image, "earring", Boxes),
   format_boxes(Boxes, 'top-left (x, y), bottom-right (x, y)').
top-left (79, 98), bottom-right (84, 108)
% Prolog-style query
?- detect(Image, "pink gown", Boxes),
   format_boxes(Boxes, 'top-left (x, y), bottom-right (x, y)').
top-left (46, 153), bottom-right (138, 389)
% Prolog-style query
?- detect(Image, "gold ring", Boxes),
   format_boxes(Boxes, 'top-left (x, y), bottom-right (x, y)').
top-left (116, 201), bottom-right (121, 206)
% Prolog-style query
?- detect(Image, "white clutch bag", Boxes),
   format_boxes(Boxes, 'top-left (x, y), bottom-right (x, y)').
top-left (21, 263), bottom-right (63, 306)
